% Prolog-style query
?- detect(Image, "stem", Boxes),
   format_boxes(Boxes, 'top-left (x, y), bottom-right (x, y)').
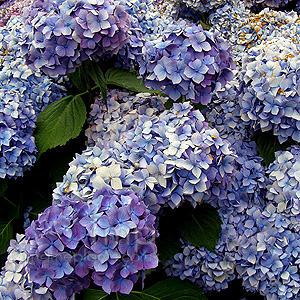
top-left (2, 196), bottom-right (17, 208)
top-left (77, 85), bottom-right (99, 98)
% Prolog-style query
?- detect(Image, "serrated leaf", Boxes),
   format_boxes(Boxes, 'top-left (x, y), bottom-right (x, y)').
top-left (34, 95), bottom-right (87, 157)
top-left (255, 131), bottom-right (293, 166)
top-left (0, 179), bottom-right (8, 197)
top-left (0, 218), bottom-right (14, 254)
top-left (67, 66), bottom-right (87, 91)
top-left (178, 203), bottom-right (222, 253)
top-left (105, 68), bottom-right (154, 94)
top-left (77, 290), bottom-right (140, 300)
top-left (85, 61), bottom-right (107, 103)
top-left (134, 278), bottom-right (207, 300)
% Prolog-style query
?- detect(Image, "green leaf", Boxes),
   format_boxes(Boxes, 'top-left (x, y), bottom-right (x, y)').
top-left (85, 61), bottom-right (107, 104)
top-left (178, 203), bottom-right (222, 253)
top-left (255, 131), bottom-right (294, 166)
top-left (67, 66), bottom-right (87, 91)
top-left (0, 218), bottom-right (14, 254)
top-left (34, 95), bottom-right (87, 157)
top-left (77, 290), bottom-right (140, 300)
top-left (105, 68), bottom-right (154, 94)
top-left (0, 179), bottom-right (8, 197)
top-left (134, 278), bottom-right (207, 300)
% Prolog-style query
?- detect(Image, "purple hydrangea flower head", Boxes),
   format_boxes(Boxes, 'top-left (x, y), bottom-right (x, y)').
top-left (140, 20), bottom-right (235, 105)
top-left (24, 186), bottom-right (158, 296)
top-left (21, 0), bottom-right (131, 77)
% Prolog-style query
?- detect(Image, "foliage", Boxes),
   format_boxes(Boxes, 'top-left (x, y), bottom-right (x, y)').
top-left (78, 278), bottom-right (208, 300)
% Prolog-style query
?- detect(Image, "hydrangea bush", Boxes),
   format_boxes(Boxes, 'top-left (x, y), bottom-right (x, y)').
top-left (3, 0), bottom-right (300, 299)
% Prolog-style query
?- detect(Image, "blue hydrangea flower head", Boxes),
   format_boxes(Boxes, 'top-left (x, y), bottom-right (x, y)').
top-left (238, 37), bottom-right (300, 143)
top-left (0, 16), bottom-right (66, 178)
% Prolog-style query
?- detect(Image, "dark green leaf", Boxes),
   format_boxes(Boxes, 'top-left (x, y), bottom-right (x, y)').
top-left (178, 203), bottom-right (222, 253)
top-left (0, 179), bottom-right (8, 197)
top-left (67, 66), bottom-right (87, 91)
top-left (105, 68), bottom-right (154, 94)
top-left (0, 218), bottom-right (14, 254)
top-left (77, 289), bottom-right (108, 300)
top-left (34, 95), bottom-right (87, 157)
top-left (156, 233), bottom-right (182, 263)
top-left (255, 131), bottom-right (294, 166)
top-left (85, 61), bottom-right (107, 103)
top-left (134, 278), bottom-right (207, 300)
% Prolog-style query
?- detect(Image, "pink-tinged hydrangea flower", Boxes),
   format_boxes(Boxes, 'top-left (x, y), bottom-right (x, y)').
top-left (21, 0), bottom-right (131, 77)
top-left (0, 0), bottom-right (31, 27)
top-left (140, 20), bottom-right (235, 105)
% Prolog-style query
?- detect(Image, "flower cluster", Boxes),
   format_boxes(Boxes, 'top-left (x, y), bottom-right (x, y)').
top-left (0, 0), bottom-right (31, 27)
top-left (140, 20), bottom-right (235, 104)
top-left (209, 5), bottom-right (300, 65)
top-left (86, 90), bottom-right (166, 147)
top-left (119, 0), bottom-right (175, 38)
top-left (165, 145), bottom-right (300, 299)
top-left (60, 91), bottom-right (236, 213)
top-left (25, 186), bottom-right (157, 299)
top-left (0, 17), bottom-right (65, 178)
top-left (203, 79), bottom-right (253, 142)
top-left (113, 0), bottom-right (176, 69)
top-left (0, 234), bottom-right (54, 300)
top-left (165, 132), bottom-right (268, 293)
top-left (238, 37), bottom-right (300, 143)
top-left (243, 0), bottom-right (290, 10)
top-left (168, 0), bottom-right (230, 13)
top-left (21, 0), bottom-right (131, 77)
